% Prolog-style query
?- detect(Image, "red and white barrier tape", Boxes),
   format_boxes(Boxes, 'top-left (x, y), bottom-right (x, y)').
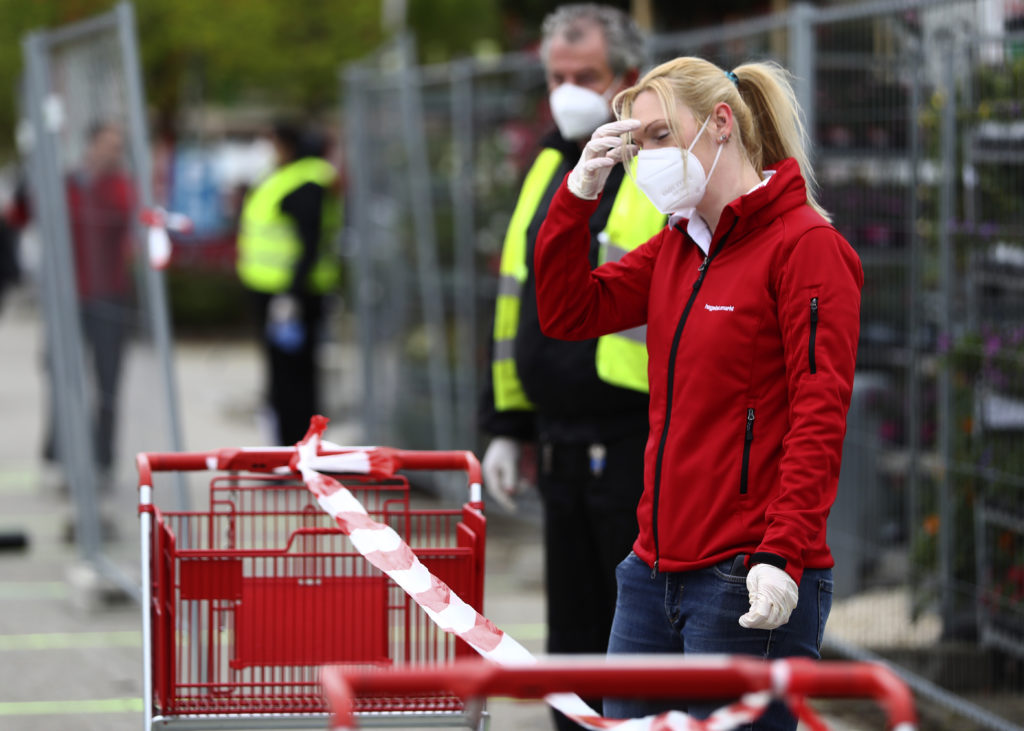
top-left (295, 420), bottom-right (771, 731)
top-left (139, 206), bottom-right (192, 269)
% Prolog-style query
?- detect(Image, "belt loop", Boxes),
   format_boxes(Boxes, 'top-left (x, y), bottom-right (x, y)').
top-left (541, 442), bottom-right (554, 476)
top-left (730, 554), bottom-right (749, 577)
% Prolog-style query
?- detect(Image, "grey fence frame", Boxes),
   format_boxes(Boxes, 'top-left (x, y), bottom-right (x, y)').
top-left (342, 40), bottom-right (545, 457)
top-left (20, 1), bottom-right (188, 601)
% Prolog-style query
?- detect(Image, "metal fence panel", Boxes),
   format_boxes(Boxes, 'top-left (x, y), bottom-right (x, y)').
top-left (20, 2), bottom-right (186, 599)
top-left (343, 42), bottom-right (548, 458)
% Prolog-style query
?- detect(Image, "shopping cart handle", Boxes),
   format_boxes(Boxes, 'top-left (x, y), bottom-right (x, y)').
top-left (136, 451), bottom-right (212, 491)
top-left (323, 655), bottom-right (918, 731)
top-left (136, 447), bottom-right (485, 504)
top-left (379, 449), bottom-right (483, 500)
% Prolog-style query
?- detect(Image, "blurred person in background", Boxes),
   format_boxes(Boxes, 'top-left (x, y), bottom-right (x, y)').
top-left (236, 120), bottom-right (341, 446)
top-left (0, 210), bottom-right (21, 312)
top-left (534, 56), bottom-right (862, 730)
top-left (64, 123), bottom-right (135, 494)
top-left (478, 5), bottom-right (664, 729)
top-left (10, 122), bottom-right (136, 505)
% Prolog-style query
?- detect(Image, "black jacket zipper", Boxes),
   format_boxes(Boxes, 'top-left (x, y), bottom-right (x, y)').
top-left (808, 296), bottom-right (819, 374)
top-left (740, 407), bottom-right (755, 494)
top-left (649, 218), bottom-right (738, 578)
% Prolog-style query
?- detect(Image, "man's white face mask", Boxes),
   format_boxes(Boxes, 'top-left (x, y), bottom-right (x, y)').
top-left (549, 79), bottom-right (618, 141)
top-left (634, 114), bottom-right (723, 215)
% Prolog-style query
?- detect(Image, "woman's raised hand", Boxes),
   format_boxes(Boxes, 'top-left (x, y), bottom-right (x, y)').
top-left (566, 119), bottom-right (641, 200)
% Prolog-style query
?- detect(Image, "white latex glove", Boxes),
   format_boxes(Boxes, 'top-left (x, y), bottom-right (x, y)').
top-left (266, 294), bottom-right (305, 352)
top-left (268, 293), bottom-right (300, 324)
top-left (567, 118), bottom-right (641, 200)
top-left (481, 437), bottom-right (521, 513)
top-left (738, 563), bottom-right (799, 630)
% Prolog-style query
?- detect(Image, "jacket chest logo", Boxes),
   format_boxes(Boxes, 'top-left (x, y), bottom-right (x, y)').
top-left (704, 303), bottom-right (735, 313)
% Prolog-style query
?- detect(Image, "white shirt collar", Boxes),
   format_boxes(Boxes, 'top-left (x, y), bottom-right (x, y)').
top-left (667, 171), bottom-right (775, 255)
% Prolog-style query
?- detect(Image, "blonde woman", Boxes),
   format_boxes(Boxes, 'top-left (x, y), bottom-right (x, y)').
top-left (533, 56), bottom-right (863, 729)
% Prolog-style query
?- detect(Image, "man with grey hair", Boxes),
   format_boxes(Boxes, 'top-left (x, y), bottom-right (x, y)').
top-left (540, 3), bottom-right (647, 88)
top-left (479, 5), bottom-right (664, 728)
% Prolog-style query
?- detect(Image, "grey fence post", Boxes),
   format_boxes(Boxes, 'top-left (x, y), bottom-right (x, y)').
top-left (906, 36), bottom-right (924, 606)
top-left (788, 2), bottom-right (816, 159)
top-left (449, 58), bottom-right (477, 450)
top-left (342, 65), bottom-right (378, 444)
top-left (116, 1), bottom-right (189, 516)
top-left (22, 31), bottom-right (104, 561)
top-left (396, 32), bottom-right (454, 450)
top-left (936, 29), bottom-right (957, 634)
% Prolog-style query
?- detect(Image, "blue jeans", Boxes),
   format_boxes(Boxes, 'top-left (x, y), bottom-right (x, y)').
top-left (604, 552), bottom-right (833, 730)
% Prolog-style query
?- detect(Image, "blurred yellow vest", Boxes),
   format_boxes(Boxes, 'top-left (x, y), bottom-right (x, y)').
top-left (237, 157), bottom-right (341, 294)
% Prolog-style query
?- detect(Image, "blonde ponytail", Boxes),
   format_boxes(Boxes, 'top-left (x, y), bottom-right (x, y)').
top-left (732, 61), bottom-right (829, 222)
top-left (614, 56), bottom-right (830, 222)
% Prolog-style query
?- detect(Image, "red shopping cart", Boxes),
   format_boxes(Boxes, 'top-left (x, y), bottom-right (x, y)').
top-left (138, 444), bottom-right (486, 730)
top-left (323, 655), bottom-right (919, 730)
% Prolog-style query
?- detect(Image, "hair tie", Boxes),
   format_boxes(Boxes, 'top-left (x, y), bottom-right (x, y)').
top-left (725, 70), bottom-right (739, 86)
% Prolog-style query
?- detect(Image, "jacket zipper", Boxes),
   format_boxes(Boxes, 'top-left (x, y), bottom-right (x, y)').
top-left (808, 296), bottom-right (819, 374)
top-left (649, 219), bottom-right (738, 579)
top-left (740, 407), bottom-right (755, 495)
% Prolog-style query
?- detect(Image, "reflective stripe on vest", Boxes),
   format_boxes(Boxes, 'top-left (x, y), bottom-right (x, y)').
top-left (237, 157), bottom-right (341, 294)
top-left (594, 167), bottom-right (667, 393)
top-left (492, 148), bottom-right (562, 411)
top-left (491, 150), bottom-right (666, 412)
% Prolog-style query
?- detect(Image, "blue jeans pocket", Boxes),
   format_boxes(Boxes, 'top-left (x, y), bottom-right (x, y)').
top-left (816, 576), bottom-right (833, 653)
top-left (711, 555), bottom-right (749, 584)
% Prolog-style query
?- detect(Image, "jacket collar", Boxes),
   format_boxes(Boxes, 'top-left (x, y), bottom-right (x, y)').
top-left (670, 158), bottom-right (809, 252)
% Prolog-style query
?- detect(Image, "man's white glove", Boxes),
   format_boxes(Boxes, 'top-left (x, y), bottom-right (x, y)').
top-left (481, 437), bottom-right (522, 513)
top-left (268, 293), bottom-right (300, 323)
top-left (738, 563), bottom-right (799, 630)
top-left (567, 119), bottom-right (641, 200)
top-left (266, 294), bottom-right (305, 352)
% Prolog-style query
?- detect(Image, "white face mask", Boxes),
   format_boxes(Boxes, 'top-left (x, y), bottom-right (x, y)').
top-left (634, 115), bottom-right (724, 215)
top-left (549, 80), bottom-right (617, 141)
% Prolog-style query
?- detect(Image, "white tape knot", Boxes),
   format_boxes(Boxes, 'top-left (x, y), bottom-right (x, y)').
top-left (770, 659), bottom-right (792, 697)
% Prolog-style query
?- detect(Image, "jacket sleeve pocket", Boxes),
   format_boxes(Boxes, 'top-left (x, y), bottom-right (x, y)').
top-left (808, 295), bottom-right (819, 374)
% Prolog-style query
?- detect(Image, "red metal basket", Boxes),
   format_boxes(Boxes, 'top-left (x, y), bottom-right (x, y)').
top-left (138, 446), bottom-right (485, 729)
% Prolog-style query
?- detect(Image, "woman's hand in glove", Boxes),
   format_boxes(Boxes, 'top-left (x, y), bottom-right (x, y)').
top-left (567, 119), bottom-right (641, 200)
top-left (738, 563), bottom-right (799, 630)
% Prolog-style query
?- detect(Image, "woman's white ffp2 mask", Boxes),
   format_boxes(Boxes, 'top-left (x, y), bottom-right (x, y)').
top-left (634, 115), bottom-right (723, 215)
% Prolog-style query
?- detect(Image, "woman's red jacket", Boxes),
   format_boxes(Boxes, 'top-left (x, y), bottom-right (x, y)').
top-left (535, 158), bottom-right (863, 585)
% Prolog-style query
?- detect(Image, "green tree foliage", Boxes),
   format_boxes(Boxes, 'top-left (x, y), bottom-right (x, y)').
top-left (407, 0), bottom-right (501, 63)
top-left (0, 0), bottom-right (511, 162)
top-left (134, 0), bottom-right (385, 121)
top-left (0, 0), bottom-right (101, 162)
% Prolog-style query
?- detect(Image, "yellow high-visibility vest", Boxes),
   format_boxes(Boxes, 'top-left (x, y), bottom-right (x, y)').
top-left (492, 150), bottom-right (665, 412)
top-left (237, 157), bottom-right (341, 294)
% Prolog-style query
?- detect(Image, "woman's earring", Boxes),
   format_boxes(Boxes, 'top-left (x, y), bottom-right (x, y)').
top-left (717, 133), bottom-right (730, 143)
